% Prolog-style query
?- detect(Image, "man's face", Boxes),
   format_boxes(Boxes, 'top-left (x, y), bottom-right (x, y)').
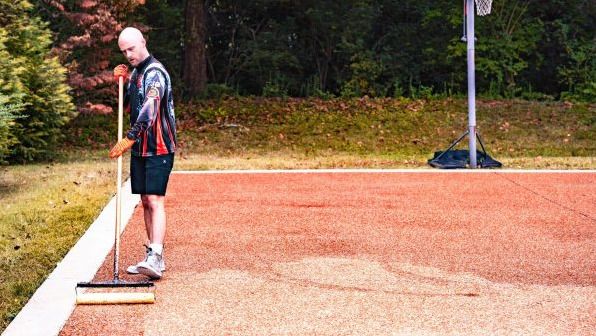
top-left (119, 39), bottom-right (145, 67)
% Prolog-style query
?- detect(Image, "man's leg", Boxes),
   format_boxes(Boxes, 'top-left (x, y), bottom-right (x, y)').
top-left (127, 156), bottom-right (150, 274)
top-left (143, 194), bottom-right (166, 245)
top-left (142, 153), bottom-right (173, 245)
top-left (128, 194), bottom-right (166, 275)
top-left (136, 194), bottom-right (166, 279)
top-left (141, 195), bottom-right (154, 242)
top-left (135, 154), bottom-right (173, 279)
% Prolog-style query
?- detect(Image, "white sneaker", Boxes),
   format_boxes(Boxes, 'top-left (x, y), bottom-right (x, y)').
top-left (127, 245), bottom-right (165, 274)
top-left (137, 250), bottom-right (163, 279)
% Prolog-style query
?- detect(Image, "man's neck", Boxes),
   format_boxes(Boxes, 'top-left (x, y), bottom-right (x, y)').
top-left (135, 54), bottom-right (152, 70)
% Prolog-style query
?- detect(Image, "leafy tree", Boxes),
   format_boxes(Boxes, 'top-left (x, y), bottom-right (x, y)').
top-left (558, 35), bottom-right (596, 101)
top-left (550, 1), bottom-right (596, 101)
top-left (301, 0), bottom-right (381, 96)
top-left (0, 28), bottom-right (23, 163)
top-left (131, 0), bottom-right (184, 92)
top-left (38, 0), bottom-right (143, 114)
top-left (372, 0), bottom-right (461, 96)
top-left (183, 0), bottom-right (208, 97)
top-left (206, 0), bottom-right (301, 95)
top-left (30, 0), bottom-right (596, 101)
top-left (0, 99), bottom-right (22, 164)
top-left (0, 0), bottom-right (76, 162)
top-left (475, 0), bottom-right (543, 97)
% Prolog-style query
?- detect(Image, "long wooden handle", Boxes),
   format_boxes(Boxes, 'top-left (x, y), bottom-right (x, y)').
top-left (114, 76), bottom-right (124, 280)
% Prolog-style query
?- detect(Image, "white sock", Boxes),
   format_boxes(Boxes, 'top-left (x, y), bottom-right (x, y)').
top-left (149, 243), bottom-right (163, 255)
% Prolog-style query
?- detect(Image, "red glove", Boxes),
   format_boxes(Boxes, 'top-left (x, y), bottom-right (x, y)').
top-left (113, 64), bottom-right (129, 83)
top-left (109, 138), bottom-right (135, 158)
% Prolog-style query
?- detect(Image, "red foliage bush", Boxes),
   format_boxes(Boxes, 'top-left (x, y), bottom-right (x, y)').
top-left (43, 0), bottom-right (146, 114)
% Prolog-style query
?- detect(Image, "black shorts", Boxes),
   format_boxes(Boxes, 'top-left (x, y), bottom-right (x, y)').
top-left (130, 153), bottom-right (174, 195)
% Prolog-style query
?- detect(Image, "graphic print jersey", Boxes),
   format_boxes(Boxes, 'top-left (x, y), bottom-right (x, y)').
top-left (124, 56), bottom-right (176, 157)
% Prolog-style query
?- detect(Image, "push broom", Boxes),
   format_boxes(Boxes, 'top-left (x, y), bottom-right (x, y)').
top-left (75, 75), bottom-right (155, 305)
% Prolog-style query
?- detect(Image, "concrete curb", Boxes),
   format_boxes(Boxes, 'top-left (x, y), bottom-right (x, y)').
top-left (2, 180), bottom-right (140, 336)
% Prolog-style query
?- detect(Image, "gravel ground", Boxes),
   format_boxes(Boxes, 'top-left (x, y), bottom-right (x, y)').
top-left (61, 171), bottom-right (595, 335)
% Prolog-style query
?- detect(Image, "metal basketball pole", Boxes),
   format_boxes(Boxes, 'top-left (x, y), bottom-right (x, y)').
top-left (466, 0), bottom-right (478, 168)
top-left (428, 0), bottom-right (500, 169)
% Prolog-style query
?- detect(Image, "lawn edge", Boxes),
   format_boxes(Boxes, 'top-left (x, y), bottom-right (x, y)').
top-left (2, 180), bottom-right (140, 336)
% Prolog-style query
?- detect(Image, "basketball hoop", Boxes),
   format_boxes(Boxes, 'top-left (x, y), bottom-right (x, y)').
top-left (475, 0), bottom-right (493, 16)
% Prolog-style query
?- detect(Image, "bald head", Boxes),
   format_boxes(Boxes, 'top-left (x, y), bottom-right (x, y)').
top-left (118, 27), bottom-right (150, 67)
top-left (119, 27), bottom-right (145, 44)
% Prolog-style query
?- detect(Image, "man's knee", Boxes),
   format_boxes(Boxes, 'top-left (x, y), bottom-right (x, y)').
top-left (141, 194), bottom-right (165, 210)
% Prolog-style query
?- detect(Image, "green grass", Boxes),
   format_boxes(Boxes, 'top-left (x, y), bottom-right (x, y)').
top-left (1, 97), bottom-right (594, 331)
top-left (0, 159), bottom-right (121, 330)
top-left (171, 152), bottom-right (594, 170)
top-left (171, 97), bottom-right (594, 160)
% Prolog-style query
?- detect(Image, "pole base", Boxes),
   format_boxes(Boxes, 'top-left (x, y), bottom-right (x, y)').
top-left (428, 131), bottom-right (502, 169)
top-left (428, 149), bottom-right (501, 169)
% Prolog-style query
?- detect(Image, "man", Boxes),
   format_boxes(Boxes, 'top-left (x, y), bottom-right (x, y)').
top-left (110, 27), bottom-right (176, 280)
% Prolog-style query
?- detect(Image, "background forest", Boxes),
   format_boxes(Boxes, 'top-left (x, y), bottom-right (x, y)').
top-left (0, 0), bottom-right (594, 163)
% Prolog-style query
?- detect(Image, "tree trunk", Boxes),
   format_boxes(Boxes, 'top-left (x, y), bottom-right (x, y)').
top-left (183, 0), bottom-right (207, 97)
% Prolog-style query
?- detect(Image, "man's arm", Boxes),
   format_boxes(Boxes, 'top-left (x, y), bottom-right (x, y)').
top-left (109, 64), bottom-right (135, 159)
top-left (126, 69), bottom-right (166, 140)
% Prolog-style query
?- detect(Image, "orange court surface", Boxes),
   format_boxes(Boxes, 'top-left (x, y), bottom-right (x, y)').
top-left (59, 170), bottom-right (594, 335)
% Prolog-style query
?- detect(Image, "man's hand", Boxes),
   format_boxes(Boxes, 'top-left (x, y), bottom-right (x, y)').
top-left (113, 64), bottom-right (129, 83)
top-left (109, 138), bottom-right (135, 158)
